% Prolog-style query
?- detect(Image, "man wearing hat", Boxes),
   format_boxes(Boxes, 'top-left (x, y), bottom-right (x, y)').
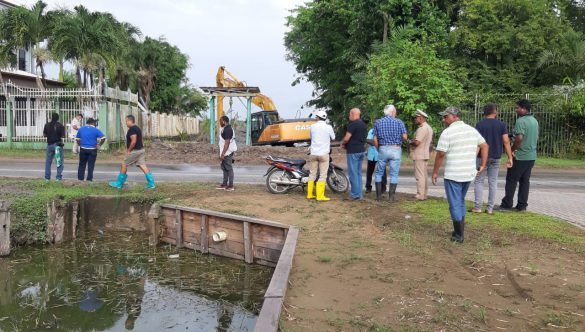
top-left (432, 107), bottom-right (488, 243)
top-left (409, 110), bottom-right (433, 200)
top-left (307, 110), bottom-right (336, 201)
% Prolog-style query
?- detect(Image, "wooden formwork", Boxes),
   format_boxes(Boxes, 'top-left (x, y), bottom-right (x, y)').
top-left (155, 204), bottom-right (298, 332)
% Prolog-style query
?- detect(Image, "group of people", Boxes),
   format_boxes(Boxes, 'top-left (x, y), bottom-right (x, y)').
top-left (43, 113), bottom-right (156, 189)
top-left (307, 100), bottom-right (539, 243)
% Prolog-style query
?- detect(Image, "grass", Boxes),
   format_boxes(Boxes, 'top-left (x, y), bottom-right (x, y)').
top-left (404, 199), bottom-right (585, 248)
top-left (316, 255), bottom-right (333, 263)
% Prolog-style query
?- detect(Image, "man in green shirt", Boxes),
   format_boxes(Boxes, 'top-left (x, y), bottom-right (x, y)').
top-left (499, 99), bottom-right (539, 212)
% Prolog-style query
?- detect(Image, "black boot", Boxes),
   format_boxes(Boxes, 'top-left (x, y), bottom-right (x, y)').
top-left (388, 184), bottom-right (397, 202)
top-left (451, 221), bottom-right (464, 243)
top-left (375, 182), bottom-right (382, 201)
top-left (460, 218), bottom-right (465, 243)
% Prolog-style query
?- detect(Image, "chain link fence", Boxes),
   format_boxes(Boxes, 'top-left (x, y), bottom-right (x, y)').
top-left (458, 93), bottom-right (582, 157)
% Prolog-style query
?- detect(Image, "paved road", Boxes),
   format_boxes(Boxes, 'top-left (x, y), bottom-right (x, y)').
top-left (0, 160), bottom-right (584, 228)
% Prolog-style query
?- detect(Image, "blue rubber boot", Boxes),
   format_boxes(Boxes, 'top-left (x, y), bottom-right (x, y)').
top-left (109, 173), bottom-right (127, 189)
top-left (145, 172), bottom-right (156, 189)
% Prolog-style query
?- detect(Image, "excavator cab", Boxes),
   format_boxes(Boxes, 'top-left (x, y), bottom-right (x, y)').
top-left (251, 111), bottom-right (280, 144)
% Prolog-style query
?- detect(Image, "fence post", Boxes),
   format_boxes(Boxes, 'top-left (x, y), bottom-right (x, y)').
top-left (0, 200), bottom-right (10, 257)
top-left (6, 100), bottom-right (13, 148)
top-left (98, 101), bottom-right (109, 150)
top-left (210, 96), bottom-right (216, 144)
top-left (246, 96), bottom-right (252, 146)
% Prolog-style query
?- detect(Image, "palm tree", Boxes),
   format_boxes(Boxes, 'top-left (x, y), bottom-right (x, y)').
top-left (1, 1), bottom-right (51, 89)
top-left (49, 6), bottom-right (132, 89)
top-left (538, 30), bottom-right (585, 84)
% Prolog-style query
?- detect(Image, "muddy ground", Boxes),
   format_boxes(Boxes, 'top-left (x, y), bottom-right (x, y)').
top-left (176, 185), bottom-right (585, 332)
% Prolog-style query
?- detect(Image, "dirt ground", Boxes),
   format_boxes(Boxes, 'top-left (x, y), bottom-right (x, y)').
top-left (131, 140), bottom-right (349, 166)
top-left (176, 185), bottom-right (585, 332)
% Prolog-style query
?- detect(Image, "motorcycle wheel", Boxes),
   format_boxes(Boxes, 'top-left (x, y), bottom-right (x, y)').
top-left (327, 169), bottom-right (349, 193)
top-left (266, 169), bottom-right (295, 194)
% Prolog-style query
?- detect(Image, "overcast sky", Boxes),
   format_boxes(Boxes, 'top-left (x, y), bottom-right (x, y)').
top-left (17, 0), bottom-right (314, 119)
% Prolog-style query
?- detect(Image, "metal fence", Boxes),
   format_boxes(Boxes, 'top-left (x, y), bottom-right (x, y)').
top-left (458, 93), bottom-right (582, 157)
top-left (0, 81), bottom-right (199, 149)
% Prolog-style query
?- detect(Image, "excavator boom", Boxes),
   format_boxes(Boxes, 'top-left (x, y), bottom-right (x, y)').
top-left (215, 66), bottom-right (316, 146)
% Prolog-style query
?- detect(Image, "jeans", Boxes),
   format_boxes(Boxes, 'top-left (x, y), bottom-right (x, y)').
top-left (501, 159), bottom-right (535, 210)
top-left (444, 179), bottom-right (471, 223)
top-left (375, 146), bottom-right (401, 184)
top-left (78, 148), bottom-right (98, 181)
top-left (474, 158), bottom-right (500, 211)
top-left (346, 152), bottom-right (364, 199)
top-left (221, 153), bottom-right (234, 187)
top-left (45, 144), bottom-right (64, 180)
top-left (366, 160), bottom-right (386, 192)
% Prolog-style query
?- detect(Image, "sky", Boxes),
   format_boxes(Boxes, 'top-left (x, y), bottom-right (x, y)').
top-left (17, 0), bottom-right (314, 119)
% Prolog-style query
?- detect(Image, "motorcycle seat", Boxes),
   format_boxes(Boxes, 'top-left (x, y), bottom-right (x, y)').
top-left (270, 156), bottom-right (306, 166)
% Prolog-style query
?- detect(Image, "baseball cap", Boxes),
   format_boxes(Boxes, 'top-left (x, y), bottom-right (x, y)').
top-left (439, 106), bottom-right (460, 117)
top-left (415, 109), bottom-right (429, 118)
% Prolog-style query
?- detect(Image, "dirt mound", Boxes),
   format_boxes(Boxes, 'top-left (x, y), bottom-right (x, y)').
top-left (144, 140), bottom-right (347, 166)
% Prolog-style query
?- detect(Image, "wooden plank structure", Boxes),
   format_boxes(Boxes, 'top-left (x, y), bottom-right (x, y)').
top-left (156, 204), bottom-right (298, 332)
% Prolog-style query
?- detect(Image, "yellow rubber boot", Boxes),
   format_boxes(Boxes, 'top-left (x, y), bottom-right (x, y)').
top-left (316, 181), bottom-right (330, 201)
top-left (306, 181), bottom-right (316, 199)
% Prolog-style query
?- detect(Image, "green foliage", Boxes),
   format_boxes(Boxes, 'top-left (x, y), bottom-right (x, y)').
top-left (449, 0), bottom-right (571, 91)
top-left (174, 85), bottom-right (208, 116)
top-left (0, 2), bottom-right (194, 115)
top-left (134, 37), bottom-right (189, 113)
top-left (285, 0), bottom-right (450, 126)
top-left (353, 40), bottom-right (464, 125)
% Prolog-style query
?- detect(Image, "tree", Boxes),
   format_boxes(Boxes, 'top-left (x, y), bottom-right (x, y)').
top-left (132, 37), bottom-right (189, 112)
top-left (174, 85), bottom-right (208, 116)
top-left (0, 1), bottom-right (50, 89)
top-left (538, 30), bottom-right (585, 84)
top-left (449, 0), bottom-right (571, 92)
top-left (285, 0), bottom-right (450, 126)
top-left (353, 39), bottom-right (464, 126)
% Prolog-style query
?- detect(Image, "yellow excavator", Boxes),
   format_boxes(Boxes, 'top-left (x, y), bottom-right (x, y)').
top-left (216, 66), bottom-right (316, 146)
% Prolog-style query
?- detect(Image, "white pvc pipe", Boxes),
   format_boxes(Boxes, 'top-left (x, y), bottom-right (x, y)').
top-left (212, 231), bottom-right (227, 242)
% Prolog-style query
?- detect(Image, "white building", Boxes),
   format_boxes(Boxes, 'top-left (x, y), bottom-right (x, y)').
top-left (0, 0), bottom-right (36, 75)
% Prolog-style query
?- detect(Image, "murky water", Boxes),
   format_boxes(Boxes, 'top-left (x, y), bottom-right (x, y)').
top-left (0, 232), bottom-right (273, 332)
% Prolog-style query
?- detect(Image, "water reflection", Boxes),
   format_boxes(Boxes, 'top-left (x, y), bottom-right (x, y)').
top-left (0, 232), bottom-right (272, 331)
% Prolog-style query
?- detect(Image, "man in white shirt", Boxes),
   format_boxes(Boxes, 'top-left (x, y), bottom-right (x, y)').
top-left (432, 107), bottom-right (488, 243)
top-left (307, 110), bottom-right (335, 201)
top-left (70, 113), bottom-right (83, 154)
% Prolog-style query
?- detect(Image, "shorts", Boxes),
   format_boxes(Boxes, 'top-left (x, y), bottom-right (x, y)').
top-left (124, 149), bottom-right (146, 166)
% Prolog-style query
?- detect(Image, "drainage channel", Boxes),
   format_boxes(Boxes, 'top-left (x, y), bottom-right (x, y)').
top-left (0, 197), bottom-right (298, 332)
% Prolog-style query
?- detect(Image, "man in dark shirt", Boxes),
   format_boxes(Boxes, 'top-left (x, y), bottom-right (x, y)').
top-left (109, 115), bottom-right (155, 189)
top-left (216, 116), bottom-right (237, 191)
top-left (43, 113), bottom-right (66, 181)
top-left (472, 104), bottom-right (513, 214)
top-left (342, 108), bottom-right (367, 200)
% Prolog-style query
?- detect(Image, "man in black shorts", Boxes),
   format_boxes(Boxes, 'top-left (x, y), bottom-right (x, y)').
top-left (109, 115), bottom-right (155, 189)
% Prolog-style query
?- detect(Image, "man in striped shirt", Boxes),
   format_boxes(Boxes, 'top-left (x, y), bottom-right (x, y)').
top-left (432, 107), bottom-right (488, 243)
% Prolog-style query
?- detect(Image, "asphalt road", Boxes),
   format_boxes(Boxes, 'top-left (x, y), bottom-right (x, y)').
top-left (0, 160), bottom-right (584, 227)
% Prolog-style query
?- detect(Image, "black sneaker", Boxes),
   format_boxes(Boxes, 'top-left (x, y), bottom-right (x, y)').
top-left (496, 206), bottom-right (515, 212)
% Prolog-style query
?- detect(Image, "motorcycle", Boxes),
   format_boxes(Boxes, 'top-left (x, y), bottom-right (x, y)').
top-left (264, 154), bottom-right (349, 194)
